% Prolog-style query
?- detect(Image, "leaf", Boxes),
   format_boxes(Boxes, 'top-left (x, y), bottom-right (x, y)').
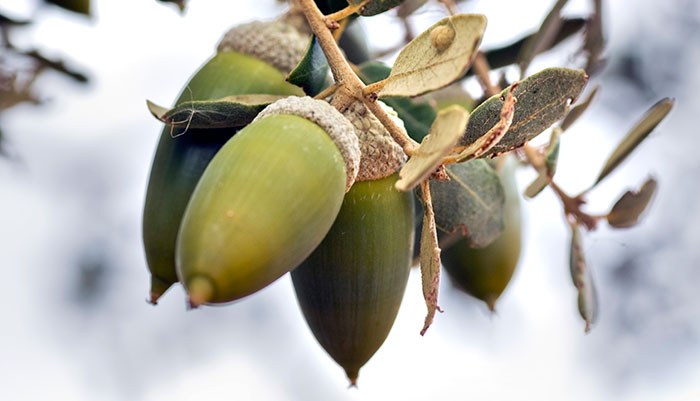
top-left (594, 98), bottom-right (674, 185)
top-left (376, 14), bottom-right (487, 97)
top-left (397, 0), bottom-right (428, 18)
top-left (395, 105), bottom-right (469, 191)
top-left (560, 86), bottom-right (599, 132)
top-left (459, 67), bottom-right (587, 157)
top-left (287, 36), bottom-right (329, 96)
top-left (156, 0), bottom-right (186, 13)
top-left (517, 0), bottom-right (569, 76)
top-left (607, 177), bottom-right (657, 228)
top-left (349, 0), bottom-right (406, 16)
top-left (45, 0), bottom-right (91, 16)
top-left (451, 83), bottom-right (518, 163)
top-left (147, 94), bottom-right (284, 133)
top-left (523, 127), bottom-right (561, 198)
top-left (479, 18), bottom-right (586, 74)
top-left (569, 224), bottom-right (598, 333)
top-left (429, 160), bottom-right (505, 248)
top-left (419, 181), bottom-right (442, 336)
top-left (357, 62), bottom-right (437, 142)
top-left (584, 0), bottom-right (605, 74)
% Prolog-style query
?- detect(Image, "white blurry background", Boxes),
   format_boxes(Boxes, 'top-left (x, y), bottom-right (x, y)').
top-left (1, 0), bottom-right (699, 400)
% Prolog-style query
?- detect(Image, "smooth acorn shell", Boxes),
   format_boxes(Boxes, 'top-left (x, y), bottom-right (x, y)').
top-left (143, 51), bottom-right (304, 303)
top-left (291, 174), bottom-right (414, 385)
top-left (176, 114), bottom-right (347, 305)
top-left (441, 157), bottom-right (522, 311)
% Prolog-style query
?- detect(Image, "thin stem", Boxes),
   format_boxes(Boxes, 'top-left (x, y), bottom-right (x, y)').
top-left (325, 1), bottom-right (368, 22)
top-left (313, 83), bottom-right (338, 100)
top-left (437, 0), bottom-right (459, 15)
top-left (472, 51), bottom-right (500, 97)
top-left (298, 0), bottom-right (420, 155)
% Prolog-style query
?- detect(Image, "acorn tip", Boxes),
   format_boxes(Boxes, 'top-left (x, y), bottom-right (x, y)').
top-left (187, 276), bottom-right (214, 309)
top-left (345, 368), bottom-right (359, 388)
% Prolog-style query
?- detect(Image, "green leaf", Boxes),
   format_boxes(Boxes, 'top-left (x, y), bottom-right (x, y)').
top-left (419, 182), bottom-right (441, 336)
top-left (429, 160), bottom-right (505, 248)
top-left (607, 177), bottom-right (657, 229)
top-left (451, 84), bottom-right (517, 163)
top-left (560, 86), bottom-right (599, 132)
top-left (146, 94), bottom-right (285, 133)
top-left (287, 36), bottom-right (330, 97)
top-left (377, 14), bottom-right (486, 97)
top-left (594, 98), bottom-right (674, 185)
top-left (357, 61), bottom-right (437, 142)
top-left (396, 105), bottom-right (469, 191)
top-left (349, 0), bottom-right (406, 16)
top-left (459, 67), bottom-right (587, 157)
top-left (517, 0), bottom-right (569, 76)
top-left (569, 224), bottom-right (597, 333)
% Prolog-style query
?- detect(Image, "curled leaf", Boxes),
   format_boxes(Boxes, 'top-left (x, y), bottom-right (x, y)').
top-left (607, 177), bottom-right (657, 228)
top-left (429, 160), bottom-right (505, 248)
top-left (450, 84), bottom-right (518, 163)
top-left (287, 36), bottom-right (329, 96)
top-left (459, 67), bottom-right (587, 157)
top-left (146, 94), bottom-right (285, 133)
top-left (569, 224), bottom-right (598, 333)
top-left (376, 14), bottom-right (487, 97)
top-left (156, 0), bottom-right (186, 13)
top-left (595, 98), bottom-right (674, 185)
top-left (395, 105), bottom-right (469, 191)
top-left (419, 181), bottom-right (442, 336)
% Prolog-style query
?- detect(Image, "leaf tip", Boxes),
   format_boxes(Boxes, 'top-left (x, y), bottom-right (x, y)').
top-left (146, 99), bottom-right (168, 121)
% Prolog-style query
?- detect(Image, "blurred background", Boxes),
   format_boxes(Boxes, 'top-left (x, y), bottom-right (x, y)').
top-left (1, 0), bottom-right (698, 400)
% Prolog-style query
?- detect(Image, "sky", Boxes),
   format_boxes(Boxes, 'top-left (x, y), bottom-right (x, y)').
top-left (1, 0), bottom-right (699, 400)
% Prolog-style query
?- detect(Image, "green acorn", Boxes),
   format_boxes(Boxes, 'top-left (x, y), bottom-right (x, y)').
top-left (143, 21), bottom-right (306, 304)
top-left (441, 156), bottom-right (522, 311)
top-left (176, 96), bottom-right (361, 306)
top-left (292, 101), bottom-right (413, 385)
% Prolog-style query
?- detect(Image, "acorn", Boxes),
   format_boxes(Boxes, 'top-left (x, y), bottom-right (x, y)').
top-left (441, 156), bottom-right (522, 311)
top-left (291, 101), bottom-right (413, 385)
top-left (176, 96), bottom-right (361, 306)
top-left (143, 20), bottom-right (306, 304)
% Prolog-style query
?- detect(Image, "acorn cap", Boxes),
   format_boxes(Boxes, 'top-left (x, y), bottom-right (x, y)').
top-left (342, 101), bottom-right (407, 181)
top-left (254, 96), bottom-right (361, 191)
top-left (217, 20), bottom-right (309, 74)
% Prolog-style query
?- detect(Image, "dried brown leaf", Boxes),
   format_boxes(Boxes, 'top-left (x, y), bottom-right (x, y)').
top-left (419, 181), bottom-right (442, 336)
top-left (607, 177), bottom-right (657, 228)
top-left (395, 105), bottom-right (469, 191)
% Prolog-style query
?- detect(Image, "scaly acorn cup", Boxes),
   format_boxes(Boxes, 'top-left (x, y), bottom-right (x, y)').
top-left (143, 20), bottom-right (306, 304)
top-left (291, 101), bottom-right (413, 385)
top-left (176, 96), bottom-right (361, 307)
top-left (441, 156), bottom-right (522, 311)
